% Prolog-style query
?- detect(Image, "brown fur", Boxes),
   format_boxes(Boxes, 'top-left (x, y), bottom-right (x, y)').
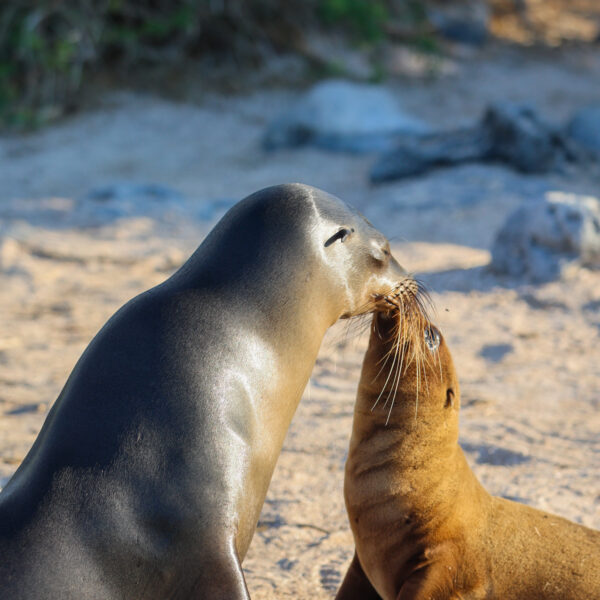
top-left (337, 312), bottom-right (600, 600)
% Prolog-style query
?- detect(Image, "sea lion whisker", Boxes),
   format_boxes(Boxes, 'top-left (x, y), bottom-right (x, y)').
top-left (374, 317), bottom-right (403, 373)
top-left (394, 320), bottom-right (410, 405)
top-left (383, 330), bottom-right (405, 410)
top-left (412, 355), bottom-right (420, 422)
top-left (372, 317), bottom-right (405, 411)
top-left (374, 345), bottom-right (395, 376)
top-left (387, 334), bottom-right (406, 424)
top-left (384, 326), bottom-right (407, 419)
top-left (385, 393), bottom-right (396, 426)
top-left (370, 276), bottom-right (434, 419)
top-left (331, 312), bottom-right (372, 348)
top-left (436, 341), bottom-right (443, 381)
top-left (414, 279), bottom-right (435, 312)
top-left (372, 336), bottom-right (400, 410)
top-left (384, 333), bottom-right (403, 412)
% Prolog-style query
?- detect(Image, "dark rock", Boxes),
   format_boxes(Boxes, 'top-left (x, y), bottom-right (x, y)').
top-left (277, 558), bottom-right (297, 571)
top-left (521, 293), bottom-right (568, 311)
top-left (490, 192), bottom-right (600, 282)
top-left (371, 102), bottom-right (590, 183)
top-left (263, 79), bottom-right (429, 153)
top-left (371, 127), bottom-right (486, 183)
top-left (428, 1), bottom-right (490, 46)
top-left (567, 105), bottom-right (600, 153)
top-left (483, 103), bottom-right (574, 173)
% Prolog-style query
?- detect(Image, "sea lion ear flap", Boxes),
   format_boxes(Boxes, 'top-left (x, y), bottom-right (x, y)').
top-left (324, 227), bottom-right (354, 247)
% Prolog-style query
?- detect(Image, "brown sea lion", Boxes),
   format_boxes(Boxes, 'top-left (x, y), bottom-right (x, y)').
top-left (338, 310), bottom-right (600, 600)
top-left (0, 183), bottom-right (411, 600)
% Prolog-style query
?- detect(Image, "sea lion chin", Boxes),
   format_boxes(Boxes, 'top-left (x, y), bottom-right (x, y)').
top-left (338, 311), bottom-right (600, 600)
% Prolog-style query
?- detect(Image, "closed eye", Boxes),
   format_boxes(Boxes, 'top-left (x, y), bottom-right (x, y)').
top-left (324, 228), bottom-right (353, 247)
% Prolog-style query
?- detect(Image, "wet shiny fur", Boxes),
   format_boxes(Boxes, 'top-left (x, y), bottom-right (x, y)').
top-left (0, 184), bottom-right (410, 600)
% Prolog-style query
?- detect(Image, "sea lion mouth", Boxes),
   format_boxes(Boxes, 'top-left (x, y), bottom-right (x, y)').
top-left (373, 277), bottom-right (421, 313)
top-left (373, 277), bottom-right (432, 331)
top-left (378, 280), bottom-right (434, 362)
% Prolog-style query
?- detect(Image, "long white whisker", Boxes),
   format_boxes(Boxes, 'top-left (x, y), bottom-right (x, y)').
top-left (372, 323), bottom-right (402, 411)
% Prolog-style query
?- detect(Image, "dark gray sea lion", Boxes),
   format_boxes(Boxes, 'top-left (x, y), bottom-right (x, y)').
top-left (0, 183), bottom-right (410, 599)
top-left (338, 310), bottom-right (600, 600)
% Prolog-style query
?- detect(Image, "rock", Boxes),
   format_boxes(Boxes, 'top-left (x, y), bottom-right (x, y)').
top-left (567, 105), bottom-right (600, 153)
top-left (371, 103), bottom-right (589, 183)
top-left (482, 103), bottom-right (574, 173)
top-left (371, 127), bottom-right (486, 183)
top-left (263, 79), bottom-right (429, 153)
top-left (428, 0), bottom-right (490, 46)
top-left (490, 192), bottom-right (600, 282)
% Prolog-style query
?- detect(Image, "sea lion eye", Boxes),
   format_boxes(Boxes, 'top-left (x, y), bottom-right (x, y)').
top-left (445, 388), bottom-right (455, 408)
top-left (324, 228), bottom-right (353, 247)
top-left (424, 326), bottom-right (440, 352)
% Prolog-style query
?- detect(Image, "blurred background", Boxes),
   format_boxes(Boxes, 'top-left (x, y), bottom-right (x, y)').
top-left (1, 2), bottom-right (599, 598)
top-left (1, 0), bottom-right (600, 126)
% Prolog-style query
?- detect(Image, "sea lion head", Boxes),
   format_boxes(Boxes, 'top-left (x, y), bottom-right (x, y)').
top-left (194, 183), bottom-right (415, 325)
top-left (358, 308), bottom-right (460, 428)
top-left (306, 185), bottom-right (413, 320)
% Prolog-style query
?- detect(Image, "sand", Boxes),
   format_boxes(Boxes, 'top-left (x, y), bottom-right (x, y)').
top-left (0, 43), bottom-right (599, 597)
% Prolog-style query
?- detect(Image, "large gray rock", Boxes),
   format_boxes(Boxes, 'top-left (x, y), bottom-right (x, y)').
top-left (490, 192), bottom-right (600, 282)
top-left (263, 79), bottom-right (429, 153)
top-left (567, 105), bottom-right (600, 153)
top-left (371, 103), bottom-right (588, 183)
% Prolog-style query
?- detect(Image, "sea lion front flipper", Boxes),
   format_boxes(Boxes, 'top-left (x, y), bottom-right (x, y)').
top-left (336, 552), bottom-right (382, 600)
top-left (396, 544), bottom-right (460, 600)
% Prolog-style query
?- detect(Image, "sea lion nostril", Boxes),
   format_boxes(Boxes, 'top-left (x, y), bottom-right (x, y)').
top-left (445, 388), bottom-right (455, 408)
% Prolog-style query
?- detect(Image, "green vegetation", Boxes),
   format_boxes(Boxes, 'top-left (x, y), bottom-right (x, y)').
top-left (319, 0), bottom-right (390, 42)
top-left (0, 1), bottom-right (435, 128)
top-left (0, 4), bottom-right (96, 126)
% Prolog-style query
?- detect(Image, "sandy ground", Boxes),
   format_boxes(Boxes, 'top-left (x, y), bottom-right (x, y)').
top-left (1, 44), bottom-right (599, 597)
